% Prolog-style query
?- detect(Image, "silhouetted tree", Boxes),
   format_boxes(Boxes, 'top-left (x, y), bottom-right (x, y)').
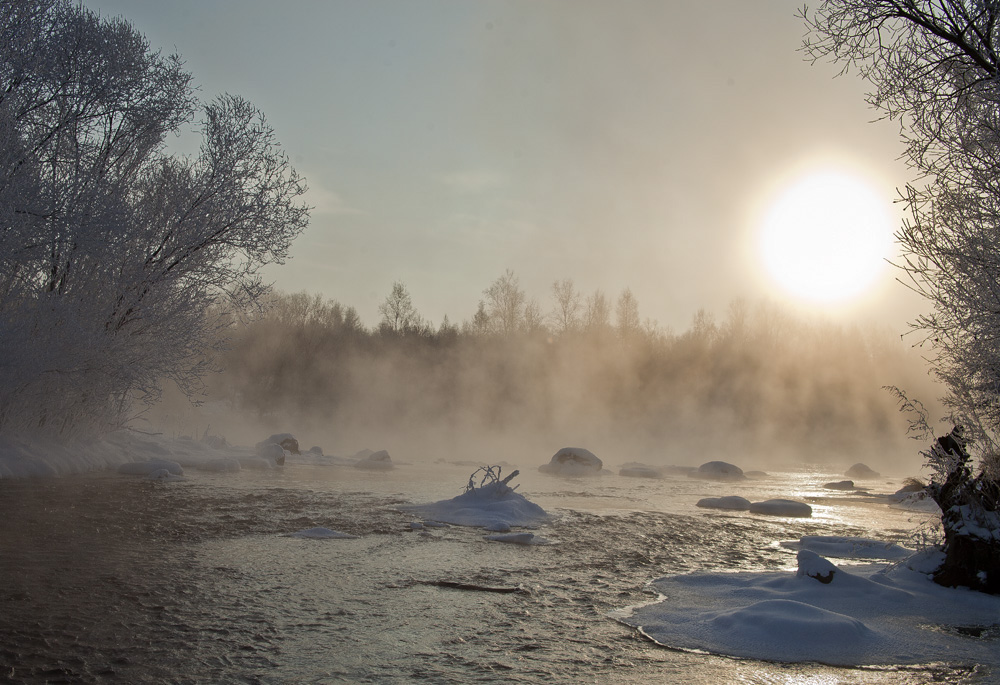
top-left (583, 289), bottom-right (612, 335)
top-left (483, 269), bottom-right (527, 337)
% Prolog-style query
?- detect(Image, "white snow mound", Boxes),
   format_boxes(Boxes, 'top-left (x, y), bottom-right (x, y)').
top-left (401, 470), bottom-right (549, 529)
top-left (617, 550), bottom-right (1000, 666)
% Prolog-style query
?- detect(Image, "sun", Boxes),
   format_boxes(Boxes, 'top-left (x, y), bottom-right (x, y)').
top-left (757, 170), bottom-right (896, 304)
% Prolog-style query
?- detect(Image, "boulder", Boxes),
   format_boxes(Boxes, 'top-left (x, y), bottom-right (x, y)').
top-left (538, 447), bottom-right (603, 476)
top-left (823, 480), bottom-right (855, 490)
top-left (796, 550), bottom-right (838, 584)
top-left (696, 496), bottom-right (752, 511)
top-left (691, 460), bottom-right (746, 481)
top-left (355, 449), bottom-right (393, 470)
top-left (845, 463), bottom-right (880, 478)
top-left (749, 498), bottom-right (812, 518)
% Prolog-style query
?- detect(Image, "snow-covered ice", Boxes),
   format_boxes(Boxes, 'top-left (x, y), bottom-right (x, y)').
top-left (616, 548), bottom-right (1000, 666)
top-left (779, 535), bottom-right (915, 561)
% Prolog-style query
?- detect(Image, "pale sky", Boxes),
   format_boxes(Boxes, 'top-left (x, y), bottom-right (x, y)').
top-left (88, 0), bottom-right (925, 332)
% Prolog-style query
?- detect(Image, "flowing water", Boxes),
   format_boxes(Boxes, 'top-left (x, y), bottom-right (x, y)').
top-left (0, 459), bottom-right (989, 683)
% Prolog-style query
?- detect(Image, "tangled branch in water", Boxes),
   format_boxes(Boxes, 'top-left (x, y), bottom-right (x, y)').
top-left (466, 465), bottom-right (520, 493)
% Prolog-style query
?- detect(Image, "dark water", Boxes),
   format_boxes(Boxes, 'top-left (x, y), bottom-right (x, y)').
top-left (0, 462), bottom-right (987, 683)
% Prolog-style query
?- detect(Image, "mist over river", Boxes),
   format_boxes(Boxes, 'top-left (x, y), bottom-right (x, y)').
top-left (0, 459), bottom-right (986, 683)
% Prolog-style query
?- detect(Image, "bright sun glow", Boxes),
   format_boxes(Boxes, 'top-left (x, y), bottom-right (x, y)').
top-left (758, 170), bottom-right (895, 304)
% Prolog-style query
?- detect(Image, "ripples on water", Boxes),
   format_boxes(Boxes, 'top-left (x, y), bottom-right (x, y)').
top-left (0, 462), bottom-right (987, 683)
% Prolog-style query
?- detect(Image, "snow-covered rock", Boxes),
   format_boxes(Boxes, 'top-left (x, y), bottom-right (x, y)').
top-left (691, 461), bottom-right (746, 481)
top-left (538, 447), bottom-right (603, 476)
top-left (749, 498), bottom-right (812, 518)
top-left (401, 468), bottom-right (549, 529)
top-left (257, 433), bottom-right (299, 454)
top-left (845, 462), bottom-right (880, 478)
top-left (354, 449), bottom-right (393, 470)
top-left (696, 496), bottom-right (752, 511)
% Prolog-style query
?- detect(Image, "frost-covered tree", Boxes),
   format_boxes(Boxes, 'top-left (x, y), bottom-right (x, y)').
top-left (0, 0), bottom-right (308, 436)
top-left (550, 278), bottom-right (581, 333)
top-left (804, 0), bottom-right (1000, 592)
top-left (483, 269), bottom-right (527, 337)
top-left (377, 281), bottom-right (423, 335)
top-left (615, 287), bottom-right (641, 341)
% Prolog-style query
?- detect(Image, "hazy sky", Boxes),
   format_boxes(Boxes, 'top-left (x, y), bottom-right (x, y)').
top-left (87, 0), bottom-right (924, 332)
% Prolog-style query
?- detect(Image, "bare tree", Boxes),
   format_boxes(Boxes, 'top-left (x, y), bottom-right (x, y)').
top-left (550, 278), bottom-right (582, 333)
top-left (583, 289), bottom-right (612, 334)
top-left (483, 269), bottom-right (527, 337)
top-left (378, 281), bottom-right (423, 334)
top-left (615, 287), bottom-right (641, 341)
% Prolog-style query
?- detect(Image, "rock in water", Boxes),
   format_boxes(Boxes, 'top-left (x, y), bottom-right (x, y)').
top-left (692, 461), bottom-right (746, 481)
top-left (796, 550), bottom-right (839, 584)
top-left (845, 463), bottom-right (880, 478)
top-left (539, 447), bottom-right (603, 476)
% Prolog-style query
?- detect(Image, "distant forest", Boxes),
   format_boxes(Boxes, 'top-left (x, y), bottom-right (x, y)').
top-left (184, 275), bottom-right (941, 468)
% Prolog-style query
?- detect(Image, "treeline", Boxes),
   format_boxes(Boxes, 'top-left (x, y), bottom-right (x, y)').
top-left (200, 275), bottom-right (938, 466)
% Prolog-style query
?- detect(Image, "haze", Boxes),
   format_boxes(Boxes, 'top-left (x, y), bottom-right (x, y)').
top-left (87, 0), bottom-right (921, 332)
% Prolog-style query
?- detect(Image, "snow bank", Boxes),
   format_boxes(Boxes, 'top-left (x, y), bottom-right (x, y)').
top-left (539, 447), bottom-right (603, 476)
top-left (779, 536), bottom-right (915, 561)
top-left (696, 496), bottom-right (751, 511)
top-left (401, 467), bottom-right (549, 529)
top-left (617, 550), bottom-right (1000, 666)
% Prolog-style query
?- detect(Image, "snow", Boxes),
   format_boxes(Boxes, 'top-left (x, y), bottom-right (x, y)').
top-left (690, 461), bottom-right (746, 481)
top-left (779, 536), bottom-right (915, 561)
top-left (538, 447), bottom-right (604, 476)
top-left (696, 496), bottom-right (751, 511)
top-left (616, 549), bottom-right (1000, 666)
top-left (282, 527), bottom-right (359, 539)
top-left (400, 472), bottom-right (549, 529)
top-left (748, 498), bottom-right (812, 518)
